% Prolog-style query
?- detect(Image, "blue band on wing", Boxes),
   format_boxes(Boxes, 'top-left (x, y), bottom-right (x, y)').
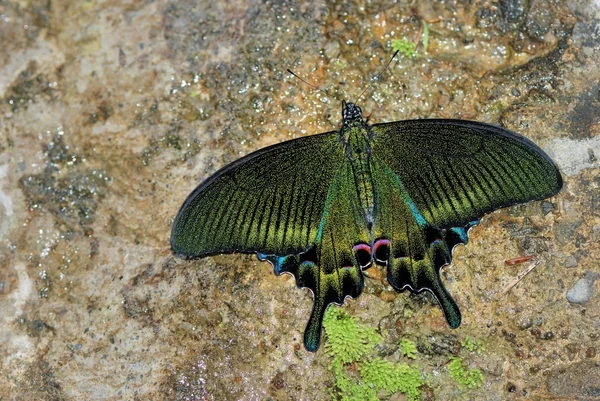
top-left (257, 253), bottom-right (289, 275)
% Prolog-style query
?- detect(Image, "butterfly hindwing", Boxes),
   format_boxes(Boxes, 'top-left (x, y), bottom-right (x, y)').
top-left (260, 161), bottom-right (370, 351)
top-left (368, 119), bottom-right (561, 327)
top-left (370, 119), bottom-right (563, 229)
top-left (370, 156), bottom-right (479, 327)
top-left (171, 131), bottom-right (346, 258)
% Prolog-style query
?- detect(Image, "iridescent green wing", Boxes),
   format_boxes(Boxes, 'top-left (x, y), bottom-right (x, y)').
top-left (171, 131), bottom-right (346, 257)
top-left (260, 161), bottom-right (370, 351)
top-left (370, 119), bottom-right (562, 229)
top-left (370, 155), bottom-right (475, 327)
top-left (369, 119), bottom-right (562, 327)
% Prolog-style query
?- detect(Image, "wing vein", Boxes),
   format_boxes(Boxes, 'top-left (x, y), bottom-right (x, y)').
top-left (280, 173), bottom-right (297, 248)
top-left (426, 157), bottom-right (461, 218)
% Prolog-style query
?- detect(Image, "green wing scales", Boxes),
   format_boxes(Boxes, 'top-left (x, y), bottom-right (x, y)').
top-left (368, 119), bottom-right (561, 328)
top-left (171, 129), bottom-right (369, 351)
top-left (171, 131), bottom-right (345, 257)
top-left (370, 119), bottom-right (562, 229)
top-left (370, 155), bottom-right (476, 328)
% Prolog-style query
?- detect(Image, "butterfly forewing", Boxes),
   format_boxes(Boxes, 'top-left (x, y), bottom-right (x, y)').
top-left (171, 131), bottom-right (345, 258)
top-left (370, 119), bottom-right (562, 229)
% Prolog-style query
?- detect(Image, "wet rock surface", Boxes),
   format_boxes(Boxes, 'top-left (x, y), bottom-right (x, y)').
top-left (0, 0), bottom-right (599, 400)
top-left (546, 360), bottom-right (600, 398)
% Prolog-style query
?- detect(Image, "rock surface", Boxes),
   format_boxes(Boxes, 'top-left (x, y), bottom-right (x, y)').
top-left (0, 0), bottom-right (599, 400)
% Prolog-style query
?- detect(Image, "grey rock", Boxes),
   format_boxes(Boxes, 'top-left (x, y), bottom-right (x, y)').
top-left (566, 272), bottom-right (599, 304)
top-left (526, 0), bottom-right (552, 40)
top-left (553, 218), bottom-right (584, 245)
top-left (564, 255), bottom-right (578, 268)
top-left (541, 200), bottom-right (555, 215)
top-left (499, 0), bottom-right (528, 24)
top-left (592, 224), bottom-right (600, 242)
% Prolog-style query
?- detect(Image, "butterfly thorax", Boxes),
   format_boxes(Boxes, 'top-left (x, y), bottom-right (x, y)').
top-left (340, 102), bottom-right (375, 227)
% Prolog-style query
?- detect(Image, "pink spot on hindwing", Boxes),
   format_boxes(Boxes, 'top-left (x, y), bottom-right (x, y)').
top-left (373, 238), bottom-right (390, 264)
top-left (352, 243), bottom-right (372, 269)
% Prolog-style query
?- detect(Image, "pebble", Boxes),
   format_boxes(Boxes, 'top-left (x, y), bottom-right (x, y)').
top-left (566, 271), bottom-right (599, 304)
top-left (564, 255), bottom-right (578, 268)
top-left (592, 224), bottom-right (600, 241)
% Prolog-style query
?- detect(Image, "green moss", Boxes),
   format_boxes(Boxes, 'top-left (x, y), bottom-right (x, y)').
top-left (448, 357), bottom-right (484, 389)
top-left (399, 338), bottom-right (418, 359)
top-left (323, 307), bottom-right (423, 401)
top-left (361, 359), bottom-right (422, 400)
top-left (391, 19), bottom-right (430, 58)
top-left (461, 336), bottom-right (484, 355)
top-left (391, 39), bottom-right (417, 59)
top-left (323, 306), bottom-right (381, 364)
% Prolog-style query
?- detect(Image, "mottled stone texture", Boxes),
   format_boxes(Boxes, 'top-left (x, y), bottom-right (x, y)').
top-left (0, 0), bottom-right (598, 400)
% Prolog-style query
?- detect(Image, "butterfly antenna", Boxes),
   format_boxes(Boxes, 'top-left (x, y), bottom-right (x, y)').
top-left (286, 69), bottom-right (338, 101)
top-left (355, 50), bottom-right (399, 105)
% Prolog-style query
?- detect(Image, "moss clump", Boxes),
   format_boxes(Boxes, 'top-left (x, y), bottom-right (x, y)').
top-left (360, 359), bottom-right (422, 400)
top-left (461, 335), bottom-right (484, 355)
top-left (323, 307), bottom-right (423, 401)
top-left (399, 338), bottom-right (418, 359)
top-left (391, 39), bottom-right (417, 59)
top-left (448, 357), bottom-right (484, 389)
top-left (324, 307), bottom-right (382, 364)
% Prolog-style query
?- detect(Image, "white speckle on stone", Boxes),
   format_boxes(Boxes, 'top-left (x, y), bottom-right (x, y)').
top-left (11, 263), bottom-right (33, 312)
top-left (1, 264), bottom-right (35, 366)
top-left (566, 271), bottom-right (599, 304)
top-left (5, 334), bottom-right (35, 362)
top-left (544, 136), bottom-right (600, 176)
top-left (0, 164), bottom-right (14, 240)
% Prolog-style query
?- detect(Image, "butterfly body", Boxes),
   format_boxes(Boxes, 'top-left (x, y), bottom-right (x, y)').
top-left (340, 102), bottom-right (376, 227)
top-left (171, 101), bottom-right (562, 351)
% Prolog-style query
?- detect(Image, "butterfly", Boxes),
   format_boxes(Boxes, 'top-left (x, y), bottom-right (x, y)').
top-left (170, 100), bottom-right (562, 352)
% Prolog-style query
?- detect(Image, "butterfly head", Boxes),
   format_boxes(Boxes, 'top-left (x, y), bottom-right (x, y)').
top-left (342, 101), bottom-right (363, 123)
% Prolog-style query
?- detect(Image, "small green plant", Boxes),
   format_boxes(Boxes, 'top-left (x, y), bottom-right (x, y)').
top-left (461, 336), bottom-right (484, 355)
top-left (361, 359), bottom-right (422, 400)
top-left (448, 357), bottom-right (484, 389)
top-left (323, 307), bottom-right (381, 364)
top-left (391, 19), bottom-right (430, 58)
top-left (391, 39), bottom-right (417, 59)
top-left (399, 338), bottom-right (418, 359)
top-left (323, 307), bottom-right (423, 401)
top-left (420, 20), bottom-right (429, 54)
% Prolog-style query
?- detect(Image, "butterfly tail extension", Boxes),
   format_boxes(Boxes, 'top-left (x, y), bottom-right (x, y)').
top-left (386, 221), bottom-right (477, 328)
top-left (256, 253), bottom-right (324, 350)
top-left (299, 258), bottom-right (365, 352)
top-left (303, 277), bottom-right (328, 352)
top-left (258, 244), bottom-right (365, 351)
